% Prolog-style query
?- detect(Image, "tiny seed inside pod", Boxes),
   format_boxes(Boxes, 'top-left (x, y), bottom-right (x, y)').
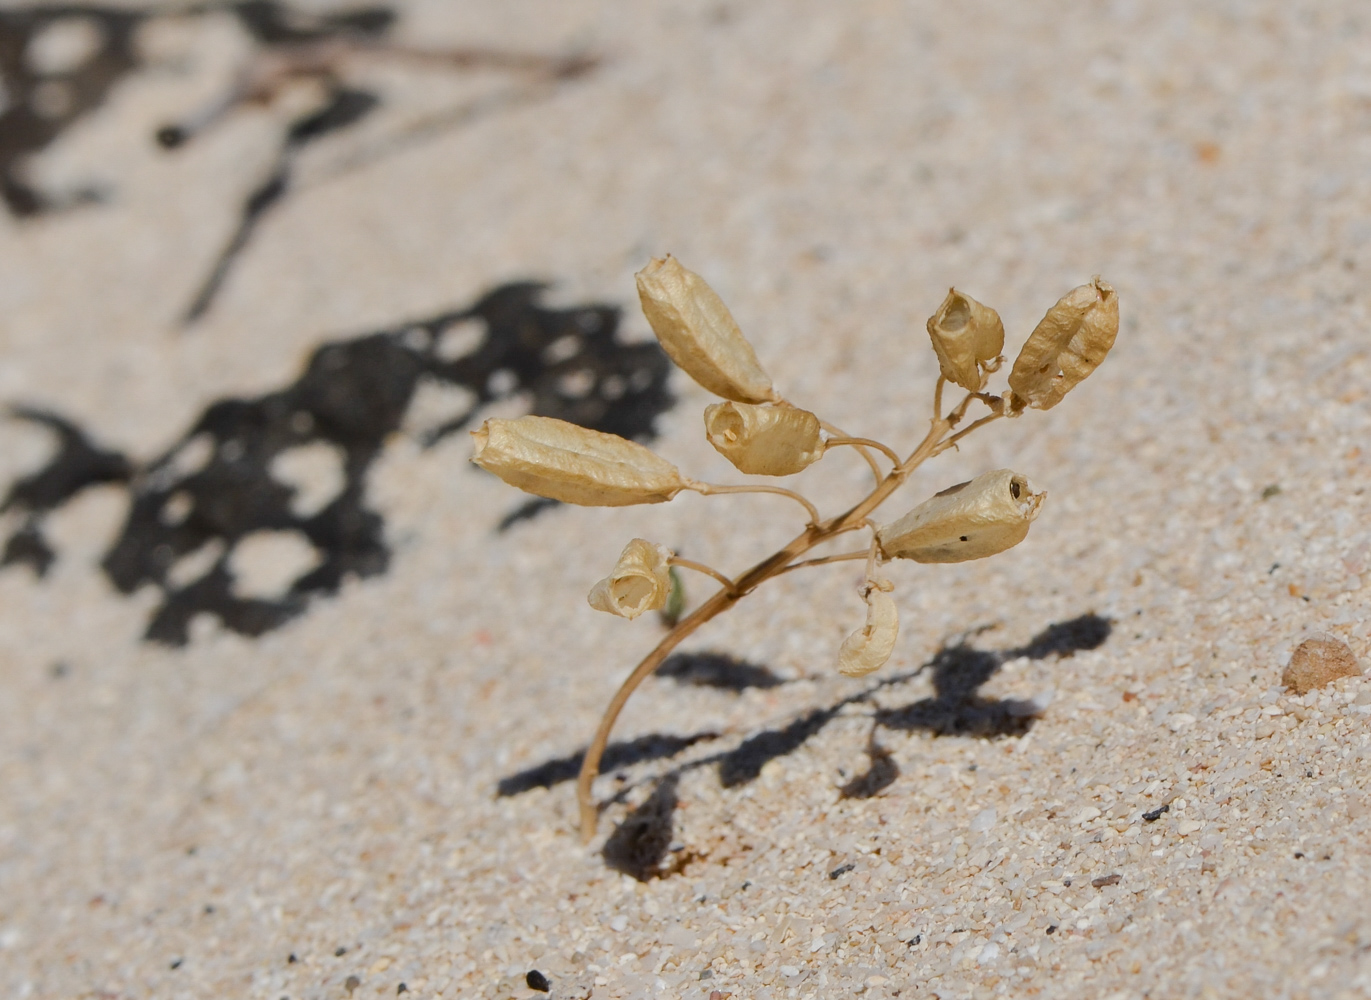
top-left (1010, 480), bottom-right (1021, 499)
top-left (942, 297), bottom-right (970, 330)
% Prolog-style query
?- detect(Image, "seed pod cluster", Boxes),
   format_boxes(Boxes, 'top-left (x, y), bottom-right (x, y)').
top-left (636, 255), bottom-right (779, 404)
top-left (470, 415), bottom-right (689, 506)
top-left (1007, 277), bottom-right (1119, 413)
top-left (878, 469), bottom-right (1044, 564)
top-left (704, 401), bottom-right (824, 476)
top-left (588, 539), bottom-right (674, 619)
top-left (838, 580), bottom-right (899, 677)
top-left (926, 288), bottom-right (1005, 391)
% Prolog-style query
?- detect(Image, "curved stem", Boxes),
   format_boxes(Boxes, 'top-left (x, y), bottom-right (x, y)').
top-left (932, 376), bottom-right (946, 424)
top-left (820, 420), bottom-right (883, 486)
top-left (824, 436), bottom-right (901, 468)
top-left (689, 482), bottom-right (821, 525)
top-left (864, 534), bottom-right (881, 582)
top-left (668, 556), bottom-right (737, 595)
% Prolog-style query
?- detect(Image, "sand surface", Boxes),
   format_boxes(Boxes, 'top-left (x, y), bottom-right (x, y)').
top-left (2, 1), bottom-right (1370, 998)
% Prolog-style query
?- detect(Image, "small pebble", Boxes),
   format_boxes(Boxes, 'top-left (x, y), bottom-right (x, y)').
top-left (828, 863), bottom-right (855, 879)
top-left (1142, 803), bottom-right (1169, 823)
top-left (525, 969), bottom-right (550, 992)
top-left (1282, 635), bottom-right (1361, 694)
top-left (1091, 873), bottom-right (1122, 888)
top-left (344, 975), bottom-right (360, 994)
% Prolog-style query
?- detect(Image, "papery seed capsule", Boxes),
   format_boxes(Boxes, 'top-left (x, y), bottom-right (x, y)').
top-left (470, 415), bottom-right (688, 506)
top-left (926, 288), bottom-right (1005, 391)
top-left (636, 255), bottom-right (779, 404)
top-left (1006, 277), bottom-right (1118, 413)
top-left (588, 539), bottom-right (674, 619)
top-left (838, 582), bottom-right (899, 677)
top-left (703, 401), bottom-right (824, 476)
top-left (877, 469), bottom-right (1045, 563)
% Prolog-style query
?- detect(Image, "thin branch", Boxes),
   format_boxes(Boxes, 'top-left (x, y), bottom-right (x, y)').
top-left (820, 420), bottom-right (883, 486)
top-left (668, 556), bottom-right (737, 595)
top-left (932, 376), bottom-right (946, 424)
top-left (689, 482), bottom-right (821, 525)
top-left (824, 436), bottom-right (901, 468)
top-left (937, 411), bottom-right (1004, 452)
top-left (775, 549), bottom-right (871, 576)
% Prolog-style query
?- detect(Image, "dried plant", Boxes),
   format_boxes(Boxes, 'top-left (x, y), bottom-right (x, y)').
top-left (471, 256), bottom-right (1120, 841)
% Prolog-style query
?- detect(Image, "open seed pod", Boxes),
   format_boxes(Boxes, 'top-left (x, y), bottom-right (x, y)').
top-left (1006, 277), bottom-right (1118, 414)
top-left (877, 469), bottom-right (1045, 563)
top-left (838, 581), bottom-right (899, 677)
top-left (926, 288), bottom-right (1005, 391)
top-left (470, 415), bottom-right (688, 506)
top-left (636, 255), bottom-right (779, 404)
top-left (588, 539), bottom-right (674, 619)
top-left (704, 401), bottom-right (824, 476)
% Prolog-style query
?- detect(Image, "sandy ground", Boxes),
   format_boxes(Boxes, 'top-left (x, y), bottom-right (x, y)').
top-left (2, 1), bottom-right (1371, 998)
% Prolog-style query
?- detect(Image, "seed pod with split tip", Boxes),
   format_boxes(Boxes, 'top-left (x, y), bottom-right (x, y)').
top-left (636, 255), bottom-right (779, 404)
top-left (470, 415), bottom-right (688, 506)
top-left (838, 580), bottom-right (899, 677)
top-left (588, 539), bottom-right (674, 619)
top-left (703, 401), bottom-right (824, 476)
top-left (877, 469), bottom-right (1045, 563)
top-left (926, 288), bottom-right (1005, 390)
top-left (1007, 277), bottom-right (1118, 414)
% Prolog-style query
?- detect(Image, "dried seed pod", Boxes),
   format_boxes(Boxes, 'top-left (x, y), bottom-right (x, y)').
top-left (926, 288), bottom-right (1005, 391)
top-left (588, 539), bottom-right (674, 619)
top-left (877, 469), bottom-right (1045, 563)
top-left (703, 401), bottom-right (824, 476)
top-left (838, 581), bottom-right (899, 677)
top-left (470, 415), bottom-right (688, 506)
top-left (1006, 277), bottom-right (1119, 413)
top-left (636, 255), bottom-right (779, 404)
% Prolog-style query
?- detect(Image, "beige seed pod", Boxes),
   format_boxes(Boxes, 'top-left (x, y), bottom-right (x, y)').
top-left (470, 415), bottom-right (688, 506)
top-left (588, 539), bottom-right (674, 619)
top-left (926, 288), bottom-right (1005, 391)
top-left (1006, 277), bottom-right (1119, 413)
top-left (838, 581), bottom-right (899, 677)
top-left (877, 469), bottom-right (1045, 563)
top-left (703, 401), bottom-right (824, 476)
top-left (636, 255), bottom-right (779, 404)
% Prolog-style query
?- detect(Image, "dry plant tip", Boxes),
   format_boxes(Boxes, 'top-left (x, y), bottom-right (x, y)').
top-left (878, 469), bottom-right (1044, 563)
top-left (636, 255), bottom-right (779, 404)
top-left (588, 539), bottom-right (674, 619)
top-left (838, 580), bottom-right (899, 677)
top-left (927, 288), bottom-right (1005, 391)
top-left (470, 415), bottom-right (687, 506)
top-left (704, 401), bottom-right (824, 476)
top-left (1007, 277), bottom-right (1119, 414)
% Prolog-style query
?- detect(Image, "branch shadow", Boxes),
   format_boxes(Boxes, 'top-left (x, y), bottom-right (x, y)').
top-left (494, 731), bottom-right (717, 797)
top-left (655, 651), bottom-right (784, 692)
top-left (601, 773), bottom-right (684, 881)
top-left (494, 613), bottom-right (1113, 879)
top-left (839, 735), bottom-right (900, 800)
